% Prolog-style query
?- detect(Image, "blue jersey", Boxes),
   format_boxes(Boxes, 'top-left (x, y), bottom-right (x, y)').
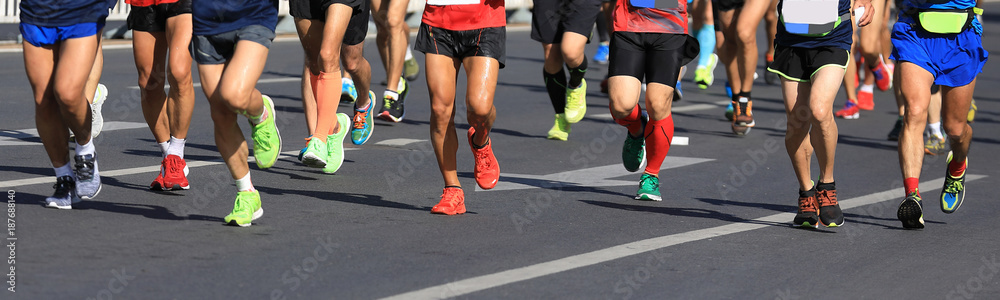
top-left (775, 0), bottom-right (853, 50)
top-left (192, 0), bottom-right (279, 36)
top-left (19, 0), bottom-right (109, 27)
top-left (899, 0), bottom-right (981, 35)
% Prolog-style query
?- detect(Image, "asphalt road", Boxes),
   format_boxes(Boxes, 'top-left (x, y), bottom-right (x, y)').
top-left (2, 8), bottom-right (1000, 299)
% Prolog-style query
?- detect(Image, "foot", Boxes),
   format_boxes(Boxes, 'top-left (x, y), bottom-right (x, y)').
top-left (431, 187), bottom-right (466, 215)
top-left (45, 176), bottom-right (79, 209)
top-left (635, 173), bottom-right (661, 201)
top-left (924, 135), bottom-right (948, 155)
top-left (968, 98), bottom-right (977, 123)
top-left (870, 57), bottom-right (893, 91)
top-left (695, 54), bottom-right (718, 90)
top-left (151, 155), bottom-right (190, 190)
top-left (724, 81), bottom-right (733, 99)
top-left (341, 79), bottom-right (358, 103)
top-left (724, 102), bottom-right (734, 121)
top-left (224, 190), bottom-right (263, 227)
top-left (731, 97), bottom-right (755, 136)
top-left (468, 127), bottom-right (500, 190)
top-left (622, 111), bottom-right (647, 172)
top-left (897, 192), bottom-right (925, 229)
top-left (353, 91), bottom-right (377, 145)
top-left (74, 154), bottom-right (101, 200)
top-left (250, 95), bottom-right (282, 169)
top-left (546, 114), bottom-right (571, 141)
top-left (323, 113), bottom-right (350, 174)
top-left (941, 152), bottom-right (966, 214)
top-left (564, 81), bottom-right (588, 123)
top-left (91, 83), bottom-right (107, 139)
top-left (377, 82), bottom-right (406, 123)
top-left (834, 101), bottom-right (860, 119)
top-left (404, 57), bottom-right (421, 82)
top-left (301, 136), bottom-right (328, 168)
top-left (793, 189), bottom-right (819, 228)
top-left (816, 187), bottom-right (844, 227)
top-left (887, 118), bottom-right (904, 141)
top-left (856, 86), bottom-right (874, 110)
top-left (673, 80), bottom-right (683, 102)
top-left (593, 43), bottom-right (610, 64)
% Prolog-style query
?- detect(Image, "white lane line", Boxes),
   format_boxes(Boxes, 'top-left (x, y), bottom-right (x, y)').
top-left (381, 175), bottom-right (987, 300)
top-left (128, 77), bottom-right (301, 90)
top-left (376, 138), bottom-right (426, 146)
top-left (0, 122), bottom-right (149, 146)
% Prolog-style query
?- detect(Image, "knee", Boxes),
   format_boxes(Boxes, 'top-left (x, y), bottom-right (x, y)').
top-left (385, 12), bottom-right (405, 29)
top-left (373, 10), bottom-right (390, 27)
top-left (167, 62), bottom-right (193, 88)
top-left (810, 105), bottom-right (832, 124)
top-left (318, 49), bottom-right (341, 73)
top-left (736, 28), bottom-right (756, 45)
top-left (943, 121), bottom-right (968, 139)
top-left (218, 86), bottom-right (249, 111)
top-left (52, 82), bottom-right (83, 107)
top-left (341, 52), bottom-right (363, 73)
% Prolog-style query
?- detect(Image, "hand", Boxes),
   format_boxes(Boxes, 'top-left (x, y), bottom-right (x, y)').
top-left (855, 0), bottom-right (875, 27)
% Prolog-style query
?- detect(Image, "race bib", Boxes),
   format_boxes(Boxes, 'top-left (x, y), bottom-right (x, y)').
top-left (630, 0), bottom-right (679, 10)
top-left (781, 0), bottom-right (840, 36)
top-left (427, 0), bottom-right (479, 5)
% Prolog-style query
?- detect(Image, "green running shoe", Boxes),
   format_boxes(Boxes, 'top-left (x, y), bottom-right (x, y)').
top-left (635, 173), bottom-right (661, 201)
top-left (324, 113), bottom-right (350, 174)
top-left (301, 137), bottom-right (328, 168)
top-left (897, 192), bottom-right (925, 229)
top-left (564, 80), bottom-right (588, 123)
top-left (404, 57), bottom-right (420, 81)
top-left (941, 152), bottom-right (966, 214)
top-left (225, 190), bottom-right (263, 227)
top-left (251, 95), bottom-right (282, 169)
top-left (351, 91), bottom-right (376, 145)
top-left (546, 114), bottom-right (571, 141)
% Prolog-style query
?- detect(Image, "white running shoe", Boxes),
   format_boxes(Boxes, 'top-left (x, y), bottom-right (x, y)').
top-left (91, 83), bottom-right (107, 139)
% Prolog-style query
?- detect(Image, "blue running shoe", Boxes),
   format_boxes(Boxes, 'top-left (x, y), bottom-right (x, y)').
top-left (341, 79), bottom-right (358, 103)
top-left (593, 43), bottom-right (610, 64)
top-left (941, 151), bottom-right (967, 214)
top-left (351, 91), bottom-right (376, 145)
top-left (673, 80), bottom-right (683, 102)
top-left (725, 81), bottom-right (733, 99)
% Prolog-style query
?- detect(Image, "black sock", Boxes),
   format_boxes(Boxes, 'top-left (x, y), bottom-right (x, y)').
top-left (816, 181), bottom-right (836, 191)
top-left (739, 91), bottom-right (751, 100)
top-left (544, 69), bottom-right (568, 114)
top-left (445, 185), bottom-right (462, 189)
top-left (568, 59), bottom-right (588, 88)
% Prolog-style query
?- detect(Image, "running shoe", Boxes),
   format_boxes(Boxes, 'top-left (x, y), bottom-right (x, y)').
top-left (968, 98), bottom-right (977, 123)
top-left (250, 95), bottom-right (281, 169)
top-left (323, 113), bottom-right (350, 174)
top-left (941, 152), bottom-right (966, 214)
top-left (150, 155), bottom-right (190, 190)
top-left (431, 187), bottom-right (466, 215)
top-left (725, 102), bottom-right (734, 121)
top-left (301, 136), bottom-right (328, 168)
top-left (887, 118), bottom-right (904, 141)
top-left (378, 82), bottom-right (406, 123)
top-left (764, 55), bottom-right (779, 85)
top-left (857, 86), bottom-right (874, 110)
top-left (298, 145), bottom-right (308, 162)
top-left (622, 111), bottom-right (647, 172)
top-left (870, 57), bottom-right (893, 91)
top-left (353, 91), bottom-right (377, 145)
top-left (91, 83), bottom-right (107, 138)
top-left (547, 113), bottom-right (571, 141)
top-left (731, 97), bottom-right (755, 136)
top-left (75, 154), bottom-right (101, 200)
top-left (673, 80), bottom-right (683, 102)
top-left (897, 192), bottom-right (925, 229)
top-left (565, 80), bottom-right (588, 123)
top-left (694, 54), bottom-right (717, 90)
top-left (816, 187), bottom-right (844, 227)
top-left (793, 189), bottom-right (819, 228)
top-left (404, 57), bottom-right (420, 81)
top-left (834, 101), bottom-right (860, 119)
top-left (224, 190), bottom-right (263, 227)
top-left (635, 173), bottom-right (661, 201)
top-left (45, 175), bottom-right (79, 209)
top-left (724, 81), bottom-right (733, 99)
top-left (341, 79), bottom-right (358, 103)
top-left (924, 135), bottom-right (948, 155)
top-left (468, 127), bottom-right (499, 190)
top-left (593, 42), bottom-right (610, 64)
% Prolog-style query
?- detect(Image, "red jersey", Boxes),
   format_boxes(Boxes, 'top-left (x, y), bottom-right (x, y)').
top-left (612, 0), bottom-right (688, 34)
top-left (126, 0), bottom-right (180, 7)
top-left (422, 0), bottom-right (506, 31)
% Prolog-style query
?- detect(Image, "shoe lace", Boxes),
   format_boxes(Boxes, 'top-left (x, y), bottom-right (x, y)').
top-left (639, 175), bottom-right (658, 190)
top-left (353, 111), bottom-right (368, 130)
top-left (474, 148), bottom-right (493, 170)
top-left (52, 177), bottom-right (74, 196)
top-left (382, 96), bottom-right (394, 110)
top-left (816, 189), bottom-right (838, 207)
top-left (74, 156), bottom-right (94, 181)
top-left (252, 124), bottom-right (274, 151)
top-left (798, 195), bottom-right (818, 213)
top-left (167, 157), bottom-right (184, 176)
top-left (944, 177), bottom-right (965, 194)
top-left (624, 135), bottom-right (643, 155)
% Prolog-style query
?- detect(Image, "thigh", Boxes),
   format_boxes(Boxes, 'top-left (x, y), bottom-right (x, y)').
top-left (219, 39), bottom-right (270, 101)
top-left (165, 13), bottom-right (194, 63)
top-left (132, 30), bottom-right (168, 76)
top-left (426, 53), bottom-right (461, 110)
top-left (462, 56), bottom-right (500, 104)
top-left (53, 34), bottom-right (99, 97)
top-left (23, 42), bottom-right (56, 104)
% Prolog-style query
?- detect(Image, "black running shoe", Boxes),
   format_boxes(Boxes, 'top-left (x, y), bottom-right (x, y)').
top-left (897, 193), bottom-right (925, 229)
top-left (887, 119), bottom-right (904, 141)
top-left (793, 189), bottom-right (820, 228)
top-left (816, 187), bottom-right (844, 227)
top-left (378, 79), bottom-right (407, 122)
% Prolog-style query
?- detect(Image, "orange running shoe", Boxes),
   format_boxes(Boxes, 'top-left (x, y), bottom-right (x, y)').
top-left (431, 187), bottom-right (466, 215)
top-left (468, 127), bottom-right (500, 189)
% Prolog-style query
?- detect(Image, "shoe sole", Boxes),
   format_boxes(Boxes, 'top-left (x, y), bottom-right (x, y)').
top-left (79, 183), bottom-right (102, 200)
top-left (228, 208), bottom-right (263, 227)
top-left (897, 199), bottom-right (925, 229)
top-left (635, 193), bottom-right (662, 201)
top-left (151, 182), bottom-right (191, 191)
top-left (377, 111), bottom-right (404, 123)
top-left (45, 202), bottom-right (73, 210)
top-left (792, 221), bottom-right (820, 229)
top-left (431, 207), bottom-right (467, 215)
top-left (301, 153), bottom-right (327, 168)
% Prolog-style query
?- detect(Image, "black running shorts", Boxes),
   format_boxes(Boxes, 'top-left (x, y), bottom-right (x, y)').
top-left (414, 23), bottom-right (506, 69)
top-left (126, 0), bottom-right (192, 32)
top-left (530, 0), bottom-right (602, 44)
top-left (712, 0), bottom-right (745, 12)
top-left (289, 0), bottom-right (369, 45)
top-left (766, 45), bottom-right (849, 82)
top-left (608, 32), bottom-right (699, 86)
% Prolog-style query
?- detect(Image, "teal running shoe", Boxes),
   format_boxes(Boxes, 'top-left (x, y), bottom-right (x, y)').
top-left (635, 173), bottom-right (661, 201)
top-left (225, 190), bottom-right (262, 227)
top-left (324, 113), bottom-right (350, 174)
top-left (941, 152), bottom-right (966, 214)
top-left (351, 91), bottom-right (376, 145)
top-left (622, 111), bottom-right (647, 172)
top-left (301, 136), bottom-right (327, 168)
top-left (725, 102), bottom-right (734, 121)
top-left (250, 95), bottom-right (281, 169)
top-left (341, 79), bottom-right (358, 103)
top-left (897, 192), bottom-right (925, 229)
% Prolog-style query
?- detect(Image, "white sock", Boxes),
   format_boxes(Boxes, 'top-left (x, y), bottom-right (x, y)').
top-left (167, 136), bottom-right (186, 158)
top-left (860, 84), bottom-right (874, 93)
top-left (384, 90), bottom-right (399, 100)
top-left (158, 141), bottom-right (170, 158)
top-left (235, 173), bottom-right (254, 192)
top-left (76, 140), bottom-right (95, 156)
top-left (54, 164), bottom-right (73, 178)
top-left (396, 78), bottom-right (406, 91)
top-left (405, 46), bottom-right (414, 60)
top-left (928, 122), bottom-right (943, 138)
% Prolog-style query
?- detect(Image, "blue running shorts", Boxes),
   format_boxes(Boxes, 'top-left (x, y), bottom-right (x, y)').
top-left (20, 22), bottom-right (104, 47)
top-left (890, 21), bottom-right (988, 87)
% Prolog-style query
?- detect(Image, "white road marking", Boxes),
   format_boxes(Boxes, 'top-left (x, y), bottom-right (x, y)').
top-left (376, 138), bottom-right (427, 146)
top-left (128, 77), bottom-right (301, 90)
top-left (484, 156), bottom-right (712, 192)
top-left (0, 122), bottom-right (149, 146)
top-left (382, 175), bottom-right (987, 300)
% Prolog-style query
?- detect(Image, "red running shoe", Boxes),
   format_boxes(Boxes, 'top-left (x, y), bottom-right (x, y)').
top-left (431, 187), bottom-right (466, 215)
top-left (835, 101), bottom-right (860, 119)
top-left (151, 155), bottom-right (190, 191)
top-left (468, 127), bottom-right (499, 189)
top-left (870, 57), bottom-right (893, 92)
top-left (856, 87), bottom-right (874, 110)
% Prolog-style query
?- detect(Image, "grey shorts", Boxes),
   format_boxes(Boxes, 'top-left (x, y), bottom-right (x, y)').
top-left (190, 25), bottom-right (275, 65)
